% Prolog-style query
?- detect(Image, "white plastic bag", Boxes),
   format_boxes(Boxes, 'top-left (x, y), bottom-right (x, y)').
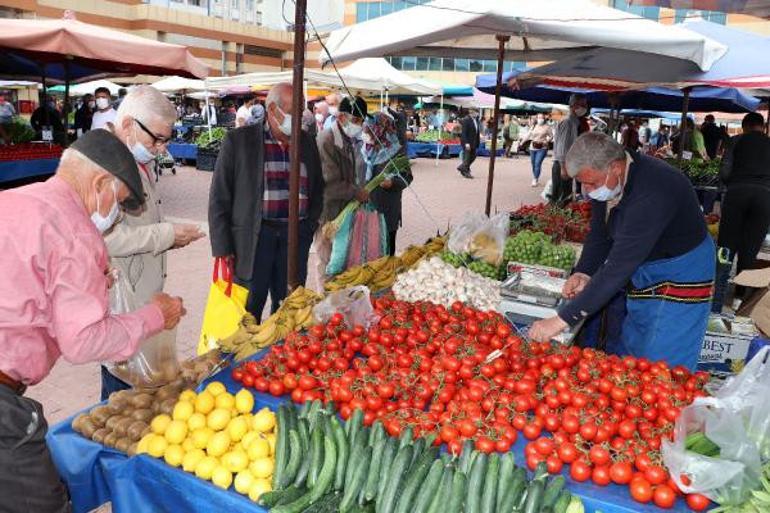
top-left (662, 347), bottom-right (770, 505)
top-left (541, 179), bottom-right (553, 202)
top-left (447, 212), bottom-right (509, 265)
top-left (107, 269), bottom-right (180, 388)
top-left (313, 285), bottom-right (379, 329)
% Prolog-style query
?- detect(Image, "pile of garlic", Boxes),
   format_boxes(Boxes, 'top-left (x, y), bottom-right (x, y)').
top-left (392, 257), bottom-right (500, 311)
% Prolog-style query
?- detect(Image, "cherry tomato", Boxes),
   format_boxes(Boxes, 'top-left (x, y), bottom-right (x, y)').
top-left (592, 465), bottom-right (612, 486)
top-left (570, 460), bottom-right (592, 482)
top-left (685, 493), bottom-right (711, 511)
top-left (630, 478), bottom-right (654, 503)
top-left (609, 461), bottom-right (633, 485)
top-left (653, 485), bottom-right (676, 509)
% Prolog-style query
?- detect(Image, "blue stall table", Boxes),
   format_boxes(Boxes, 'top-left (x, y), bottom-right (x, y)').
top-left (476, 142), bottom-right (505, 157)
top-left (167, 143), bottom-right (198, 161)
top-left (0, 158), bottom-right (59, 183)
top-left (406, 142), bottom-right (462, 159)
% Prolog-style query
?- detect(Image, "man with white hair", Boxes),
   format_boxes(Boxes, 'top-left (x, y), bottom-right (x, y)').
top-left (323, 92), bottom-right (341, 130)
top-left (100, 85), bottom-right (204, 398)
top-left (314, 101), bottom-right (329, 133)
top-left (209, 82), bottom-right (324, 320)
top-left (530, 132), bottom-right (714, 370)
top-left (0, 129), bottom-right (185, 513)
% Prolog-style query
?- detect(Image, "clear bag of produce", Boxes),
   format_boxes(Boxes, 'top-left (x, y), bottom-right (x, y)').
top-left (313, 285), bottom-right (379, 329)
top-left (662, 347), bottom-right (770, 505)
top-left (106, 268), bottom-right (180, 388)
top-left (448, 212), bottom-right (509, 265)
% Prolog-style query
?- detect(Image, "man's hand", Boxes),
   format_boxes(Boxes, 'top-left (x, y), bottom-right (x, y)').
top-left (355, 189), bottom-right (370, 203)
top-left (465, 143), bottom-right (471, 150)
top-left (380, 179), bottom-right (393, 190)
top-left (529, 315), bottom-right (569, 342)
top-left (151, 293), bottom-right (186, 330)
top-left (173, 223), bottom-right (205, 249)
top-left (563, 272), bottom-right (591, 299)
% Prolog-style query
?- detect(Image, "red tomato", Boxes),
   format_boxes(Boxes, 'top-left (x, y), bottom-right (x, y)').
top-left (592, 465), bottom-right (612, 486)
top-left (609, 461), bottom-right (633, 484)
top-left (522, 423), bottom-right (542, 441)
top-left (241, 373), bottom-right (255, 388)
top-left (589, 446), bottom-right (611, 466)
top-left (534, 437), bottom-right (555, 456)
top-left (685, 493), bottom-right (711, 511)
top-left (570, 460), bottom-right (592, 482)
top-left (630, 478), bottom-right (654, 503)
top-left (546, 455), bottom-right (563, 474)
top-left (645, 465), bottom-right (669, 486)
top-left (457, 419), bottom-right (478, 438)
top-left (475, 436), bottom-right (496, 454)
top-left (268, 380), bottom-right (285, 396)
top-left (653, 485), bottom-right (676, 509)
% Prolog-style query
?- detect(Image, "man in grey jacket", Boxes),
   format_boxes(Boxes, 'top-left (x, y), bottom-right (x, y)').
top-left (551, 93), bottom-right (588, 205)
top-left (209, 83), bottom-right (324, 320)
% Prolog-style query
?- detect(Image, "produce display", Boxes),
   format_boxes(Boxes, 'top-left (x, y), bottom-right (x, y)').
top-left (232, 297), bottom-right (713, 510)
top-left (194, 127), bottom-right (228, 150)
top-left (511, 203), bottom-right (591, 244)
top-left (0, 142), bottom-right (63, 162)
top-left (666, 158), bottom-right (722, 187)
top-left (414, 129), bottom-right (460, 145)
top-left (392, 257), bottom-right (500, 311)
top-left (138, 381), bottom-right (278, 502)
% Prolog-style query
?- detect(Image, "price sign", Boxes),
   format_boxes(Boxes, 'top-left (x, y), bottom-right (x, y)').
top-left (41, 127), bottom-right (53, 142)
top-left (682, 150), bottom-right (693, 161)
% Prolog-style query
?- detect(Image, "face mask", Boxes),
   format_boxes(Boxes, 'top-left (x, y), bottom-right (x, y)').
top-left (343, 122), bottom-right (362, 138)
top-left (588, 173), bottom-right (622, 202)
top-left (88, 100), bottom-right (96, 109)
top-left (96, 97), bottom-right (110, 110)
top-left (574, 107), bottom-right (587, 117)
top-left (130, 125), bottom-right (156, 164)
top-left (361, 132), bottom-right (372, 144)
top-left (537, 119), bottom-right (545, 125)
top-left (91, 180), bottom-right (120, 233)
top-left (276, 108), bottom-right (292, 136)
top-left (328, 106), bottom-right (338, 116)
top-left (314, 113), bottom-right (324, 123)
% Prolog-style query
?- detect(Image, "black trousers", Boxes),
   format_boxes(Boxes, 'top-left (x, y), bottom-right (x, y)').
top-left (717, 185), bottom-right (770, 275)
top-left (458, 147), bottom-right (477, 173)
top-left (387, 230), bottom-right (398, 256)
top-left (0, 386), bottom-right (71, 513)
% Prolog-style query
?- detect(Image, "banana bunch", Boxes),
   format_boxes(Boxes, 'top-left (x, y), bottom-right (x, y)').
top-left (218, 286), bottom-right (323, 361)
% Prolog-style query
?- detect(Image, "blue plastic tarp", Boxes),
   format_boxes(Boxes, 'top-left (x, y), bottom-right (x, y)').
top-left (0, 50), bottom-right (113, 84)
top-left (0, 158), bottom-right (59, 183)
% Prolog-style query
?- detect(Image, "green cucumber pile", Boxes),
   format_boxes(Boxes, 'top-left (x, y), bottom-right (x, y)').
top-left (263, 401), bottom-right (584, 513)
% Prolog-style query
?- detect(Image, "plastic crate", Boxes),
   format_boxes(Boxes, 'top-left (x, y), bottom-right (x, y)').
top-left (196, 148), bottom-right (218, 172)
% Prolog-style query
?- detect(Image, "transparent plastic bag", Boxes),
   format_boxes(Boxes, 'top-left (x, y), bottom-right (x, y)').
top-left (662, 346), bottom-right (770, 505)
top-left (312, 285), bottom-right (379, 329)
top-left (106, 269), bottom-right (180, 388)
top-left (447, 212), bottom-right (509, 265)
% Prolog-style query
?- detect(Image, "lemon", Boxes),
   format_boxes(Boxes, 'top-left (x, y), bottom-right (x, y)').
top-left (187, 412), bottom-right (207, 431)
top-left (206, 431), bottom-right (231, 458)
top-left (233, 470), bottom-right (254, 495)
top-left (164, 419), bottom-right (188, 445)
top-left (137, 433), bottom-right (154, 455)
top-left (163, 444), bottom-right (185, 467)
top-left (215, 392), bottom-right (235, 411)
top-left (147, 435), bottom-right (168, 458)
top-left (234, 389), bottom-right (255, 414)
top-left (249, 457), bottom-right (274, 479)
top-left (182, 437), bottom-right (195, 453)
top-left (205, 381), bottom-right (226, 397)
top-left (172, 400), bottom-right (194, 422)
top-left (252, 409), bottom-right (276, 433)
top-left (207, 408), bottom-right (232, 431)
top-left (241, 431), bottom-right (259, 450)
top-left (194, 456), bottom-right (219, 480)
top-left (264, 433), bottom-right (276, 455)
top-left (248, 478), bottom-right (272, 502)
top-left (222, 451), bottom-right (249, 473)
top-left (194, 391), bottom-right (215, 415)
top-left (150, 414), bottom-right (172, 435)
top-left (211, 466), bottom-right (233, 490)
top-left (182, 448), bottom-right (206, 472)
top-left (228, 416), bottom-right (249, 442)
top-left (191, 427), bottom-right (214, 450)
top-left (179, 390), bottom-right (197, 403)
top-left (247, 437), bottom-right (271, 461)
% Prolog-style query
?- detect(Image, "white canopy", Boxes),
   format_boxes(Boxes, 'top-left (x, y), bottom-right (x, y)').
top-left (152, 75), bottom-right (206, 93)
top-left (321, 0), bottom-right (726, 71)
top-left (59, 79), bottom-right (122, 97)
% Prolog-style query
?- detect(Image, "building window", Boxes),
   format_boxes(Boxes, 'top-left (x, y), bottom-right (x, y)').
top-left (368, 2), bottom-right (381, 19)
top-left (442, 58), bottom-right (454, 71)
top-left (381, 1), bottom-right (393, 16)
top-left (356, 4), bottom-right (367, 23)
top-left (390, 56), bottom-right (403, 69)
top-left (482, 60), bottom-right (497, 72)
top-left (401, 56), bottom-right (416, 71)
top-left (612, 0), bottom-right (659, 20)
top-left (454, 59), bottom-right (469, 72)
top-left (469, 59), bottom-right (482, 72)
top-left (416, 57), bottom-right (429, 71)
top-left (429, 57), bottom-right (442, 71)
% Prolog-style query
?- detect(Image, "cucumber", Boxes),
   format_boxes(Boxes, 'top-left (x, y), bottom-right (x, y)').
top-left (273, 406), bottom-right (289, 490)
top-left (410, 459), bottom-right (444, 513)
top-left (376, 438), bottom-right (399, 502)
top-left (330, 417), bottom-right (349, 491)
top-left (306, 400), bottom-right (322, 431)
top-left (393, 452), bottom-right (435, 513)
top-left (499, 468), bottom-right (526, 513)
top-left (540, 507), bottom-right (554, 513)
top-left (284, 402), bottom-right (298, 433)
top-left (283, 430), bottom-right (303, 487)
top-left (479, 453), bottom-right (499, 513)
top-left (496, 453), bottom-right (515, 513)
top-left (340, 447), bottom-right (372, 513)
top-left (258, 484), bottom-right (305, 507)
top-left (363, 439), bottom-right (386, 501)
top-left (377, 444), bottom-right (413, 513)
top-left (522, 480), bottom-right (545, 513)
top-left (344, 437), bottom-right (366, 492)
top-left (422, 432), bottom-right (437, 449)
top-left (271, 488), bottom-right (314, 513)
top-left (426, 464), bottom-right (454, 513)
top-left (310, 434), bottom-right (337, 502)
top-left (446, 470), bottom-right (467, 513)
top-left (553, 490), bottom-right (571, 513)
top-left (347, 408), bottom-right (364, 441)
top-left (409, 437), bottom-right (426, 467)
top-left (465, 452), bottom-right (487, 513)
top-left (308, 425), bottom-right (324, 488)
top-left (542, 475), bottom-right (566, 509)
top-left (299, 400), bottom-right (311, 419)
top-left (301, 492), bottom-right (339, 513)
top-left (369, 420), bottom-right (385, 446)
top-left (397, 425), bottom-right (413, 450)
top-left (440, 453), bottom-right (452, 465)
top-left (457, 441), bottom-right (474, 473)
top-left (533, 461), bottom-right (548, 482)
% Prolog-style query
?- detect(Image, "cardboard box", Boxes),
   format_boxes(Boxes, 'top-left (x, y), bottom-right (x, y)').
top-left (698, 330), bottom-right (753, 376)
top-left (733, 267), bottom-right (770, 336)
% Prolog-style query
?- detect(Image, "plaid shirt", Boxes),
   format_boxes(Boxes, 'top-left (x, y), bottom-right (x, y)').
top-left (262, 124), bottom-right (309, 220)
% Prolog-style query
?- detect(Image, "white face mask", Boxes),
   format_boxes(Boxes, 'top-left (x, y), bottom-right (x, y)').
top-left (91, 180), bottom-right (120, 233)
top-left (130, 124), bottom-right (156, 164)
top-left (314, 113), bottom-right (324, 123)
top-left (96, 97), bottom-right (110, 110)
top-left (537, 118), bottom-right (545, 125)
top-left (343, 121), bottom-right (363, 138)
top-left (276, 107), bottom-right (292, 136)
top-left (574, 107), bottom-right (587, 117)
top-left (588, 173), bottom-right (622, 202)
top-left (328, 106), bottom-right (338, 116)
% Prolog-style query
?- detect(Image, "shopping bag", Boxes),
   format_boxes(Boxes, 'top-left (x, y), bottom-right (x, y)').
top-left (197, 257), bottom-right (249, 355)
top-left (327, 204), bottom-right (388, 276)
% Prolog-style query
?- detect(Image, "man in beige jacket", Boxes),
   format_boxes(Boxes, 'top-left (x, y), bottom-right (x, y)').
top-left (102, 86), bottom-right (204, 399)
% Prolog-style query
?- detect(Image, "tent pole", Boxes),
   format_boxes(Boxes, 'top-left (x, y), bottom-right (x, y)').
top-left (287, 0), bottom-right (308, 292)
top-left (63, 61), bottom-right (70, 147)
top-left (765, 97), bottom-right (770, 135)
top-left (677, 87), bottom-right (691, 162)
top-left (435, 94), bottom-right (443, 167)
top-left (484, 35), bottom-right (509, 216)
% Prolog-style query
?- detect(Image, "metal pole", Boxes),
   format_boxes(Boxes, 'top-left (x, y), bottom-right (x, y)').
top-left (677, 87), bottom-right (691, 162)
top-left (287, 0), bottom-right (308, 291)
top-left (765, 97), bottom-right (770, 135)
top-left (435, 94), bottom-right (443, 167)
top-left (484, 35), bottom-right (509, 216)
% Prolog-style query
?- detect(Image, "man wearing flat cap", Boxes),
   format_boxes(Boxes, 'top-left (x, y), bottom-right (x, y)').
top-left (0, 129), bottom-right (186, 513)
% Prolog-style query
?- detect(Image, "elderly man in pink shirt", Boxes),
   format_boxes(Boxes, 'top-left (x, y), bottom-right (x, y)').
top-left (0, 129), bottom-right (185, 513)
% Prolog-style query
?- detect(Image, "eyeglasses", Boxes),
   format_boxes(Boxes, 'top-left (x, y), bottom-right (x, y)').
top-left (134, 118), bottom-right (171, 147)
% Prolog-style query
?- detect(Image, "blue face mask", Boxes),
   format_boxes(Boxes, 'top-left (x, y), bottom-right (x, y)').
top-left (130, 124), bottom-right (156, 164)
top-left (588, 173), bottom-right (622, 202)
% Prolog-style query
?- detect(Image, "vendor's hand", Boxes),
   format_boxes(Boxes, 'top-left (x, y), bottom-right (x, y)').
top-left (105, 266), bottom-right (116, 289)
top-left (563, 272), bottom-right (591, 299)
top-left (173, 223), bottom-right (206, 248)
top-left (529, 315), bottom-right (569, 342)
top-left (151, 293), bottom-right (186, 330)
top-left (355, 189), bottom-right (370, 203)
top-left (381, 179), bottom-right (393, 190)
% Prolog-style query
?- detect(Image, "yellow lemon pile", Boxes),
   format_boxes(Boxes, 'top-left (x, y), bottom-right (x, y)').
top-left (138, 381), bottom-right (277, 502)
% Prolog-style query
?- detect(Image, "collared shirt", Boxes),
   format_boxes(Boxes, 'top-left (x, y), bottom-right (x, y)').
top-left (263, 124), bottom-right (309, 220)
top-left (0, 176), bottom-right (165, 385)
top-left (553, 114), bottom-right (580, 163)
top-left (0, 102), bottom-right (15, 123)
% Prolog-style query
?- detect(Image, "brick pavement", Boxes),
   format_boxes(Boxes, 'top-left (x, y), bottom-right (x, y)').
top-left (27, 153), bottom-right (549, 424)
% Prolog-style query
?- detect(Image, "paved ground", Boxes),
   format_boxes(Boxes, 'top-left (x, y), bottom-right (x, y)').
top-left (28, 153), bottom-right (549, 424)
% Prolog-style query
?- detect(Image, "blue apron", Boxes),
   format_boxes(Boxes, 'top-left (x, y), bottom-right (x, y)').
top-left (617, 235), bottom-right (714, 370)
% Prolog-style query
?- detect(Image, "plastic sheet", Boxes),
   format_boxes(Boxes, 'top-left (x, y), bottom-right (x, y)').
top-left (447, 212), bottom-right (508, 265)
top-left (313, 285), bottom-right (379, 329)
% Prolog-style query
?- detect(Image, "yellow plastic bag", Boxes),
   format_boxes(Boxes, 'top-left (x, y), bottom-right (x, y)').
top-left (197, 257), bottom-right (249, 355)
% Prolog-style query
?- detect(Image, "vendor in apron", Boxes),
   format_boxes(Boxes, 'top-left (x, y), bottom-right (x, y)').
top-left (530, 132), bottom-right (714, 370)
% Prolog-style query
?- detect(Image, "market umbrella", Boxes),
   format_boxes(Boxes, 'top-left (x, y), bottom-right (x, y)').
top-left (151, 76), bottom-right (207, 93)
top-left (337, 58), bottom-right (442, 96)
top-left (424, 88), bottom-right (556, 113)
top-left (47, 79), bottom-right (122, 97)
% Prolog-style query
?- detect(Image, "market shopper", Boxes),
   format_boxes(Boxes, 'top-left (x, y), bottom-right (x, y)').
top-left (73, 93), bottom-right (94, 137)
top-left (0, 92), bottom-right (16, 144)
top-left (314, 101), bottom-right (330, 133)
top-left (524, 113), bottom-right (553, 187)
top-left (503, 116), bottom-right (520, 157)
top-left (0, 129), bottom-right (185, 513)
top-left (91, 86), bottom-right (117, 130)
top-left (100, 85), bottom-right (205, 399)
top-left (551, 93), bottom-right (589, 201)
top-left (457, 108), bottom-right (480, 179)
top-left (235, 96), bottom-right (257, 128)
top-left (323, 93), bottom-right (342, 130)
top-left (701, 114), bottom-right (724, 160)
top-left (529, 132), bottom-right (714, 370)
top-left (209, 82), bottom-right (324, 320)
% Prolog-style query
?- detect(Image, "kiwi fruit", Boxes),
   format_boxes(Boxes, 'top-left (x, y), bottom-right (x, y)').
top-left (105, 415), bottom-right (127, 431)
top-left (112, 417), bottom-right (134, 438)
top-left (130, 393), bottom-right (153, 409)
top-left (71, 413), bottom-right (91, 433)
top-left (126, 442), bottom-right (139, 457)
top-left (91, 428), bottom-right (110, 444)
top-left (130, 409), bottom-right (154, 422)
top-left (127, 421), bottom-right (149, 441)
top-left (159, 398), bottom-right (176, 415)
top-left (79, 418), bottom-right (97, 439)
top-left (103, 432), bottom-right (118, 448)
top-left (115, 438), bottom-right (131, 453)
top-left (89, 405), bottom-right (114, 427)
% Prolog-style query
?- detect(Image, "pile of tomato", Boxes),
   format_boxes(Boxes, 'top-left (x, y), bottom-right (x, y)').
top-left (0, 143), bottom-right (63, 162)
top-left (232, 297), bottom-right (712, 511)
top-left (511, 202), bottom-right (591, 243)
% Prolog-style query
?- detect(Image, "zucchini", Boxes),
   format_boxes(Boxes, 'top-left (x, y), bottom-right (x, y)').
top-left (308, 425), bottom-right (324, 488)
top-left (282, 430), bottom-right (303, 487)
top-left (377, 444), bottom-right (413, 513)
top-left (553, 490), bottom-right (572, 513)
top-left (522, 480), bottom-right (545, 513)
top-left (340, 447), bottom-right (372, 513)
top-left (410, 459), bottom-right (444, 513)
top-left (466, 452), bottom-right (487, 513)
top-left (376, 438), bottom-right (399, 502)
top-left (457, 440), bottom-right (474, 474)
top-left (310, 434), bottom-right (337, 502)
top-left (273, 405), bottom-right (289, 490)
top-left (330, 417), bottom-right (349, 491)
top-left (496, 453), bottom-right (515, 513)
top-left (363, 438), bottom-right (386, 501)
top-left (446, 470), bottom-right (467, 513)
top-left (258, 484), bottom-right (305, 507)
top-left (393, 452), bottom-right (435, 513)
top-left (480, 453), bottom-right (499, 513)
top-left (426, 464), bottom-right (454, 513)
top-left (397, 425), bottom-right (413, 451)
top-left (542, 475), bottom-right (566, 509)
